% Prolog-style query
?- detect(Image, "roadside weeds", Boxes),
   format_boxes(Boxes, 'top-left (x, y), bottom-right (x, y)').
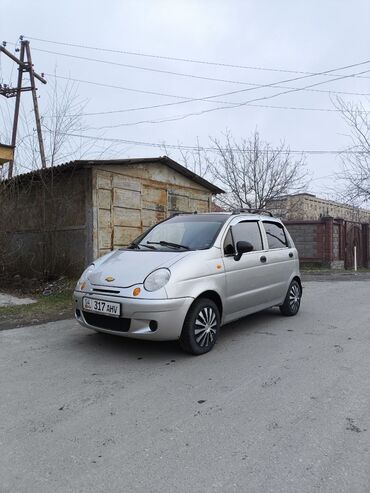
top-left (0, 279), bottom-right (76, 330)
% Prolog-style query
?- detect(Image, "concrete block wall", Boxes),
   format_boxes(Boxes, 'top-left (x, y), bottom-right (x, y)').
top-left (362, 223), bottom-right (370, 268)
top-left (0, 167), bottom-right (91, 278)
top-left (286, 217), bottom-right (369, 269)
top-left (285, 222), bottom-right (323, 262)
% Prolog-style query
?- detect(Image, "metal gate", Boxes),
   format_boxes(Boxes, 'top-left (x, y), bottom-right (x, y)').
top-left (344, 221), bottom-right (363, 269)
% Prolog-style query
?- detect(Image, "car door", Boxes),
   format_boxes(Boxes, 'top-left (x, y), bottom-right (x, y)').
top-left (260, 221), bottom-right (295, 303)
top-left (222, 218), bottom-right (273, 322)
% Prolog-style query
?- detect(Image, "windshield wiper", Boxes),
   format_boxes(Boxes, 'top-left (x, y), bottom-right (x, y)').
top-left (147, 240), bottom-right (190, 250)
top-left (128, 242), bottom-right (157, 250)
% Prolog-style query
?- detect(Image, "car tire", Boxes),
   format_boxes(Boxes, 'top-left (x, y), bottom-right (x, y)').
top-left (280, 279), bottom-right (302, 316)
top-left (179, 298), bottom-right (220, 355)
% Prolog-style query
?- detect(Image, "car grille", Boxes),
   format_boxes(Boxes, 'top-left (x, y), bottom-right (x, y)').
top-left (92, 288), bottom-right (120, 294)
top-left (82, 311), bottom-right (131, 332)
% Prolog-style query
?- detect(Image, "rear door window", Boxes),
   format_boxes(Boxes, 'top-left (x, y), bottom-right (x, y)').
top-left (263, 222), bottom-right (288, 249)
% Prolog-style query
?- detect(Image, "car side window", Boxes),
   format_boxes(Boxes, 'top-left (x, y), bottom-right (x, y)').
top-left (223, 229), bottom-right (235, 255)
top-left (223, 221), bottom-right (263, 255)
top-left (263, 222), bottom-right (288, 249)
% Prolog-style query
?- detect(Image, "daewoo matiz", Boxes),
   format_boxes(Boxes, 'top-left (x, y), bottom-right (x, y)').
top-left (74, 210), bottom-right (302, 354)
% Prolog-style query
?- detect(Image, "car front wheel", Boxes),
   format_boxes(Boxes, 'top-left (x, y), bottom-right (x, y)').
top-left (179, 298), bottom-right (220, 355)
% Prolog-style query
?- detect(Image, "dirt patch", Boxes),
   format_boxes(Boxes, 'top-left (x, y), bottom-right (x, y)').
top-left (0, 277), bottom-right (76, 330)
top-left (346, 417), bottom-right (365, 433)
top-left (0, 293), bottom-right (36, 307)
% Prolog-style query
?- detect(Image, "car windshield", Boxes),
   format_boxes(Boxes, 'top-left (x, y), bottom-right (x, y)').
top-left (130, 214), bottom-right (229, 251)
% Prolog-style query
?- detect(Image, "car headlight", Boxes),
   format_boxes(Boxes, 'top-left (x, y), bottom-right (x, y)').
top-left (76, 263), bottom-right (95, 290)
top-left (144, 268), bottom-right (171, 292)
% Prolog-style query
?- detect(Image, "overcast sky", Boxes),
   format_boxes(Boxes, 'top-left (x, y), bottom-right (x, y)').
top-left (1, 0), bottom-right (370, 196)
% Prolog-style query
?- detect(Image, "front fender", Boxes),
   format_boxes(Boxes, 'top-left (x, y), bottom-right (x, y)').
top-left (166, 271), bottom-right (226, 306)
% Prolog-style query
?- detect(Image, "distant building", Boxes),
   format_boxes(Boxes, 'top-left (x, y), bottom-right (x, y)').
top-left (210, 201), bottom-right (227, 212)
top-left (269, 193), bottom-right (370, 222)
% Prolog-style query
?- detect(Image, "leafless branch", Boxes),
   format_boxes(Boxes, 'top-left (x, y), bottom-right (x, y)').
top-left (207, 129), bottom-right (309, 210)
top-left (333, 97), bottom-right (370, 206)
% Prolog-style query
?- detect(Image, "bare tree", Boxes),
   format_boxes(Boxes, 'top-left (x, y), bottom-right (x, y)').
top-left (161, 137), bottom-right (210, 177)
top-left (205, 130), bottom-right (309, 210)
top-left (1, 73), bottom-right (122, 177)
top-left (334, 97), bottom-right (370, 206)
top-left (42, 76), bottom-right (89, 166)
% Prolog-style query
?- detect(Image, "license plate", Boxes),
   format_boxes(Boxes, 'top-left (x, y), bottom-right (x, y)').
top-left (83, 297), bottom-right (121, 317)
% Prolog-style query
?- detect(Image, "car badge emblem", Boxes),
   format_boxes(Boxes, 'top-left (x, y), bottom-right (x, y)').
top-left (105, 276), bottom-right (115, 282)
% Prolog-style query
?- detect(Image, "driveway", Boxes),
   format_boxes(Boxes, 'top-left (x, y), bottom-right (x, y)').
top-left (1, 280), bottom-right (369, 493)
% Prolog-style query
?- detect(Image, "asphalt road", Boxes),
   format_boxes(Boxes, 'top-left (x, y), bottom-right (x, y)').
top-left (1, 280), bottom-right (369, 493)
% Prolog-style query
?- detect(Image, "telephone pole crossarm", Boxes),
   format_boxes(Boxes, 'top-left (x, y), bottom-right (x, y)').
top-left (0, 86), bottom-right (32, 98)
top-left (0, 45), bottom-right (47, 85)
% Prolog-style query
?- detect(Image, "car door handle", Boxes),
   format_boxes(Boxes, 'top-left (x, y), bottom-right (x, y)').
top-left (289, 252), bottom-right (294, 258)
top-left (260, 255), bottom-right (267, 263)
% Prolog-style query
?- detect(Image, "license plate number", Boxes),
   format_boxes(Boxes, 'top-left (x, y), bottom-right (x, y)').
top-left (83, 297), bottom-right (121, 317)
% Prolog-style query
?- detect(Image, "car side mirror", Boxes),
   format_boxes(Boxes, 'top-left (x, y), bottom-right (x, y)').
top-left (234, 241), bottom-right (254, 261)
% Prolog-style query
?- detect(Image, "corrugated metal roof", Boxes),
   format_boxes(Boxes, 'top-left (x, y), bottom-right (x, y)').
top-left (1, 156), bottom-right (224, 194)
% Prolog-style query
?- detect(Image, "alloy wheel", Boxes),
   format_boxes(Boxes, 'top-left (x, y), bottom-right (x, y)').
top-left (289, 283), bottom-right (301, 313)
top-left (194, 307), bottom-right (217, 348)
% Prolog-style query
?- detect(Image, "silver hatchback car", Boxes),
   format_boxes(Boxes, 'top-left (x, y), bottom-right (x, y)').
top-left (74, 211), bottom-right (302, 354)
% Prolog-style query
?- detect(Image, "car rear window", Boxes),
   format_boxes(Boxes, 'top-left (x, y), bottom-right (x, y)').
top-left (263, 222), bottom-right (288, 249)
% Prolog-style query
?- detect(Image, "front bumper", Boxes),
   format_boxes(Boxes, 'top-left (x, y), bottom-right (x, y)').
top-left (74, 290), bottom-right (194, 341)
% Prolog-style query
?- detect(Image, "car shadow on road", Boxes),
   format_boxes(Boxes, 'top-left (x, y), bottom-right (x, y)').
top-left (68, 307), bottom-right (283, 362)
top-left (72, 330), bottom-right (185, 362)
top-left (219, 307), bottom-right (283, 340)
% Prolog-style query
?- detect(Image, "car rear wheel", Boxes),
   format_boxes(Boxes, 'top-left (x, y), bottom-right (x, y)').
top-left (179, 298), bottom-right (220, 355)
top-left (280, 279), bottom-right (302, 316)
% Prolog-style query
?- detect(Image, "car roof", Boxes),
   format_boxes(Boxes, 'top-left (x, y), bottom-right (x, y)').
top-left (173, 212), bottom-right (282, 223)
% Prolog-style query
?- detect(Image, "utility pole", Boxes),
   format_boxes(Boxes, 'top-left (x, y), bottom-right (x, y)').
top-left (0, 37), bottom-right (47, 178)
top-left (24, 41), bottom-right (46, 170)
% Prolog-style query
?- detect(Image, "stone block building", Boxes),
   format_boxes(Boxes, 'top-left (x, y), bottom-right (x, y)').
top-left (0, 157), bottom-right (223, 279)
top-left (269, 193), bottom-right (370, 222)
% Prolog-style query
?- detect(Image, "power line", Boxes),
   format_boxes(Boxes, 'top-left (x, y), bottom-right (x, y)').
top-left (46, 131), bottom-right (367, 155)
top-left (42, 73), bottom-right (370, 119)
top-left (23, 35), bottom-right (370, 80)
top-left (24, 44), bottom-right (367, 130)
top-left (45, 100), bottom-right (370, 120)
top-left (44, 72), bottom-right (268, 111)
top-left (81, 65), bottom-right (370, 128)
top-left (33, 46), bottom-right (291, 86)
top-left (88, 101), bottom-right (370, 130)
top-left (30, 46), bottom-right (370, 88)
top-left (42, 54), bottom-right (370, 123)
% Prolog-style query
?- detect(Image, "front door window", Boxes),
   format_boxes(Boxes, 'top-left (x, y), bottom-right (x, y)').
top-left (223, 221), bottom-right (263, 255)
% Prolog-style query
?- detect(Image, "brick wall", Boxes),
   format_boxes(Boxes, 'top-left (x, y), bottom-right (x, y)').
top-left (285, 217), bottom-right (369, 269)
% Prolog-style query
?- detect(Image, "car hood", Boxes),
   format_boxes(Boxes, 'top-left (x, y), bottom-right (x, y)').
top-left (88, 249), bottom-right (190, 288)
